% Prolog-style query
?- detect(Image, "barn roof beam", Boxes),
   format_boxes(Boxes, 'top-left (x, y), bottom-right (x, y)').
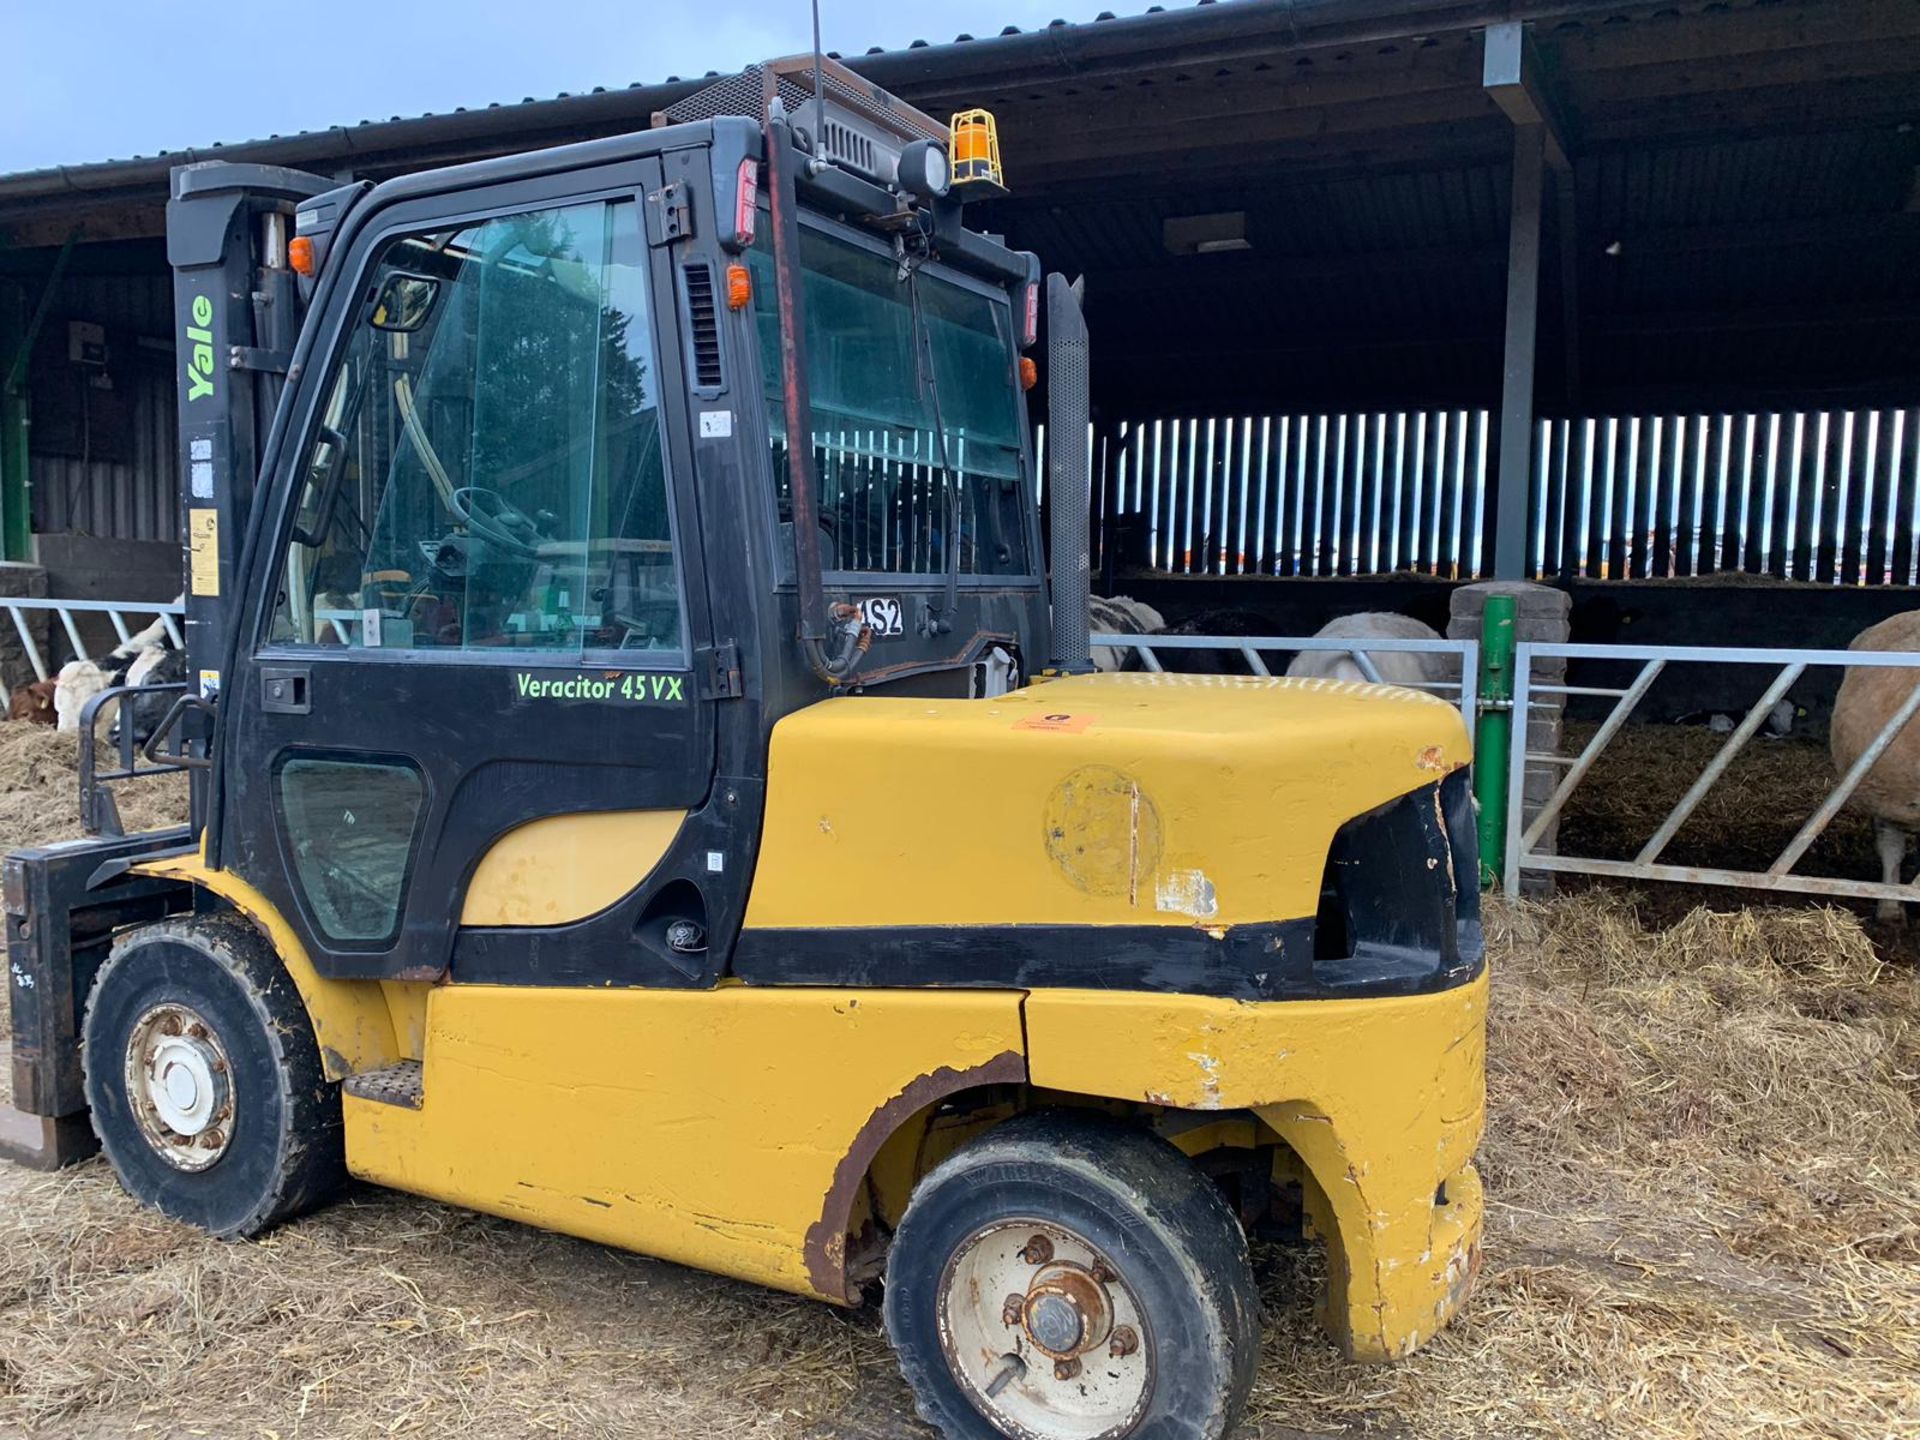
top-left (1485, 22), bottom-right (1572, 579)
top-left (1484, 21), bottom-right (1574, 174)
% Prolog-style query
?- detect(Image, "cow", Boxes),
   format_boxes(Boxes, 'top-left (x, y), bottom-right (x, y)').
top-left (53, 606), bottom-right (182, 739)
top-left (6, 677), bottom-right (58, 725)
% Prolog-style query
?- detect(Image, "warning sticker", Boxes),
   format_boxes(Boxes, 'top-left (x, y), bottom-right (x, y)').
top-left (1014, 711), bottom-right (1096, 734)
top-left (188, 508), bottom-right (220, 596)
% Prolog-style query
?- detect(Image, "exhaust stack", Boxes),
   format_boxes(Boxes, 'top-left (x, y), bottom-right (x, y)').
top-left (1044, 272), bottom-right (1094, 675)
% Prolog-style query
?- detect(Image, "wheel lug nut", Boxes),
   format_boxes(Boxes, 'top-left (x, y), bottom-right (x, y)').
top-left (1089, 1260), bottom-right (1114, 1284)
top-left (1018, 1234), bottom-right (1054, 1264)
top-left (1053, 1357), bottom-right (1081, 1382)
top-left (1002, 1293), bottom-right (1025, 1327)
top-left (1109, 1324), bottom-right (1139, 1358)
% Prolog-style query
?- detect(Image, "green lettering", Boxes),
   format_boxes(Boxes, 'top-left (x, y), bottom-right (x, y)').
top-left (187, 369), bottom-right (213, 402)
top-left (191, 294), bottom-right (212, 326)
top-left (517, 673), bottom-right (532, 697)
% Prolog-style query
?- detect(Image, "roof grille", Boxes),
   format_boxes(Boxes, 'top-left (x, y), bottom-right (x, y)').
top-left (819, 118), bottom-right (877, 176)
top-left (653, 56), bottom-right (946, 146)
top-left (682, 262), bottom-right (724, 391)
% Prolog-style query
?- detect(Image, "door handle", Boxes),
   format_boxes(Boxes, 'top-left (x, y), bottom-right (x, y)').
top-left (260, 665), bottom-right (312, 715)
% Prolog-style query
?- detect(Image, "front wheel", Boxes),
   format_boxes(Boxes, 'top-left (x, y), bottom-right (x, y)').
top-left (884, 1112), bottom-right (1261, 1440)
top-left (82, 914), bottom-right (345, 1238)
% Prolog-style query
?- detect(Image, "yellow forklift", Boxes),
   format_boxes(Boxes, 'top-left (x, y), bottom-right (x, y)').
top-left (2, 58), bottom-right (1486, 1440)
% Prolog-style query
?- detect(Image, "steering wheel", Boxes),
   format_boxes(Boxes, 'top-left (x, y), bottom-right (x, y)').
top-left (449, 486), bottom-right (546, 559)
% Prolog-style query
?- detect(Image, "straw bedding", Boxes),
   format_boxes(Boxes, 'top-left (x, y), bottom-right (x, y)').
top-left (0, 718), bottom-right (1915, 1437)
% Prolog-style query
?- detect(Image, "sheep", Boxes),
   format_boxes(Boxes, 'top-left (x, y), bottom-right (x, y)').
top-left (1283, 612), bottom-right (1459, 694)
top-left (1086, 595), bottom-right (1167, 672)
top-left (1829, 610), bottom-right (1920, 920)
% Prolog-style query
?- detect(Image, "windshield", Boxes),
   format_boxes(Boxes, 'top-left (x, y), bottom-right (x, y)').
top-left (267, 200), bottom-right (683, 658)
top-left (748, 223), bottom-right (1032, 577)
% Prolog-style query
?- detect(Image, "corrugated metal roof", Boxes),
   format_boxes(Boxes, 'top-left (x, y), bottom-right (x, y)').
top-left (0, 0), bottom-right (1824, 196)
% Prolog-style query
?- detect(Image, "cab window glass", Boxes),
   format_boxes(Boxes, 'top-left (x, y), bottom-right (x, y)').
top-left (747, 225), bottom-right (1030, 576)
top-left (269, 199), bottom-right (682, 656)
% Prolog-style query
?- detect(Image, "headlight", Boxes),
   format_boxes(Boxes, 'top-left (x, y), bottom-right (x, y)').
top-left (897, 139), bottom-right (950, 201)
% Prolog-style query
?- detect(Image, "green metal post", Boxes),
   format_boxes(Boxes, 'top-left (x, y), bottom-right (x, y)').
top-left (0, 280), bottom-right (29, 562)
top-left (1474, 594), bottom-right (1517, 887)
top-left (1, 237), bottom-right (75, 563)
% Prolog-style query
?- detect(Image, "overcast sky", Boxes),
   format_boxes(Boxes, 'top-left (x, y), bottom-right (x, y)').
top-left (0, 0), bottom-right (1117, 174)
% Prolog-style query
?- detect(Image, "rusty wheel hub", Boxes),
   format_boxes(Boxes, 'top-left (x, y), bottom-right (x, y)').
top-left (938, 1220), bottom-right (1153, 1439)
top-left (124, 1002), bottom-right (233, 1173)
top-left (1021, 1262), bottom-right (1113, 1359)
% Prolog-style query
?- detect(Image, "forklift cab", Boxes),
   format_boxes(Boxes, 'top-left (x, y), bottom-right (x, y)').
top-left (184, 77), bottom-right (1046, 991)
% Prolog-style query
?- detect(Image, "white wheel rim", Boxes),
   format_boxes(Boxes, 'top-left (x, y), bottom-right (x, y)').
top-left (937, 1219), bottom-right (1154, 1440)
top-left (124, 1003), bottom-right (233, 1172)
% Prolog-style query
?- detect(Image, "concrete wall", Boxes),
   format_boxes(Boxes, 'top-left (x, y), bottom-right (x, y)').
top-left (32, 533), bottom-right (179, 666)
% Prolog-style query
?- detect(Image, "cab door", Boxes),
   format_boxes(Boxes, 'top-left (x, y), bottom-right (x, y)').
top-left (220, 162), bottom-right (719, 984)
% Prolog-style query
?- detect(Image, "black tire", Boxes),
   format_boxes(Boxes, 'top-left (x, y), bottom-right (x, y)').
top-left (884, 1110), bottom-right (1261, 1440)
top-left (82, 914), bottom-right (345, 1238)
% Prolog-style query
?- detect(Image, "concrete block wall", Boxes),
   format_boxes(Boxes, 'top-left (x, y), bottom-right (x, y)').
top-left (1449, 581), bottom-right (1572, 895)
top-left (0, 563), bottom-right (48, 696)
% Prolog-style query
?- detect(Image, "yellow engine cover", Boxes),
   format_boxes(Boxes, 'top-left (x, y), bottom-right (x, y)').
top-left (744, 670), bottom-right (1468, 932)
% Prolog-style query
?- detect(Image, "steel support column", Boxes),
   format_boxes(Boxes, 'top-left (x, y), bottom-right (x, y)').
top-left (1492, 123), bottom-right (1545, 581)
top-left (1485, 22), bottom-right (1573, 581)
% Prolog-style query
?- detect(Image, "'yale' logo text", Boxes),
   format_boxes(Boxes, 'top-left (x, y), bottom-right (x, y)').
top-left (185, 294), bottom-right (215, 402)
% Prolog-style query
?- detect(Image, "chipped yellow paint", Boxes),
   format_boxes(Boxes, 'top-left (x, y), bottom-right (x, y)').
top-left (1023, 968), bottom-right (1488, 1361)
top-left (343, 983), bottom-right (1026, 1301)
top-left (133, 848), bottom-right (414, 1074)
top-left (746, 671), bottom-right (1468, 933)
top-left (460, 809), bottom-right (685, 927)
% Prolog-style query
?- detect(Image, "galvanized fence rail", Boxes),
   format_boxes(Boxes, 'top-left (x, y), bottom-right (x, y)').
top-left (1504, 640), bottom-right (1920, 906)
top-left (2, 596), bottom-right (185, 705)
top-left (1089, 631), bottom-right (1479, 726)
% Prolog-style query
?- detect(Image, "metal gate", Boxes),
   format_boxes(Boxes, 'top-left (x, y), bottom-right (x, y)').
top-left (1503, 639), bottom-right (1920, 906)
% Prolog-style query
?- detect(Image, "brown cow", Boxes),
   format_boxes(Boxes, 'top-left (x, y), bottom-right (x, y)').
top-left (7, 677), bottom-right (57, 725)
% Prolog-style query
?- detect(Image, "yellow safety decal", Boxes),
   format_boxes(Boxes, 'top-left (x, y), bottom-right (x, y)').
top-left (187, 509), bottom-right (219, 596)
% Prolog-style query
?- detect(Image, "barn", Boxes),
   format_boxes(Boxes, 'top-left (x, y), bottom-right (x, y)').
top-left (1, 9), bottom-right (1918, 1433)
top-left (0, 0), bottom-right (1916, 893)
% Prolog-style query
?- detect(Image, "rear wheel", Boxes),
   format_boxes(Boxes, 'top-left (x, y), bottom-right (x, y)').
top-left (884, 1112), bottom-right (1260, 1440)
top-left (82, 914), bottom-right (345, 1237)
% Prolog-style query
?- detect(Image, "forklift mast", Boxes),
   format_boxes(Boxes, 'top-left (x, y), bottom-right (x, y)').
top-left (166, 163), bottom-right (349, 818)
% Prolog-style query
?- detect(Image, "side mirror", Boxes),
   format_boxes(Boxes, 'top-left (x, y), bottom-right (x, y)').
top-left (370, 272), bottom-right (442, 332)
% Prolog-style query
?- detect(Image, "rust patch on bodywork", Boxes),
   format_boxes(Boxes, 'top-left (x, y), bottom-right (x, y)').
top-left (804, 1050), bottom-right (1027, 1303)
